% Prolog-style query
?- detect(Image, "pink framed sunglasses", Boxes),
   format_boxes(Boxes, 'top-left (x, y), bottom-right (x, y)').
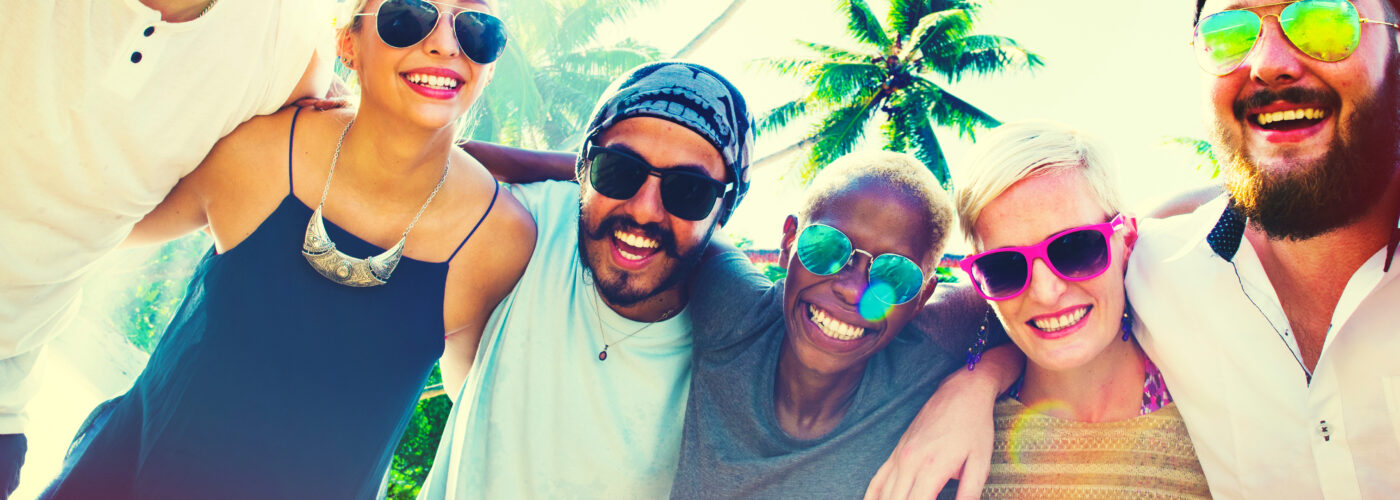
top-left (959, 214), bottom-right (1127, 301)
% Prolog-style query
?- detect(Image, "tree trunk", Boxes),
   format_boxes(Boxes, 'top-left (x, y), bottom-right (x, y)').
top-left (751, 137), bottom-right (814, 171)
top-left (673, 0), bottom-right (749, 58)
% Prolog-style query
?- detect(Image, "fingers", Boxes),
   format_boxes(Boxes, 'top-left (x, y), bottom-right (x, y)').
top-left (953, 433), bottom-right (992, 500)
top-left (864, 461), bottom-right (891, 500)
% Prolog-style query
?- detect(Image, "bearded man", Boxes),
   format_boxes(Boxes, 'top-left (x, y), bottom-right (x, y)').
top-left (420, 61), bottom-right (755, 499)
top-left (1124, 0), bottom-right (1400, 497)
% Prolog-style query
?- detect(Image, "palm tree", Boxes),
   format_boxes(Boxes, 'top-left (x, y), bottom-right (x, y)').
top-left (468, 0), bottom-right (664, 150)
top-left (759, 0), bottom-right (1043, 187)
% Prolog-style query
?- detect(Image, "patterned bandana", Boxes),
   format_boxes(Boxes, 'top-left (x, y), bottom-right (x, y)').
top-left (578, 61), bottom-right (754, 225)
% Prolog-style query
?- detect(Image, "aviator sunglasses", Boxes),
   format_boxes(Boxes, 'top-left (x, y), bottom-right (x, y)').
top-left (583, 141), bottom-right (733, 222)
top-left (355, 0), bottom-right (508, 64)
top-left (959, 214), bottom-right (1127, 301)
top-left (795, 224), bottom-right (925, 305)
top-left (1193, 0), bottom-right (1399, 75)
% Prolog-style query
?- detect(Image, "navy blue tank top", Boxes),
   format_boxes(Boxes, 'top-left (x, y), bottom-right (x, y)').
top-left (46, 109), bottom-right (497, 500)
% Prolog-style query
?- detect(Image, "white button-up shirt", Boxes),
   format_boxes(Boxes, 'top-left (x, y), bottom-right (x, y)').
top-left (1127, 196), bottom-right (1400, 500)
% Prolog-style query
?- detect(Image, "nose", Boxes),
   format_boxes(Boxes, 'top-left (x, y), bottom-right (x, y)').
top-left (1023, 257), bottom-right (1068, 305)
top-left (619, 174), bottom-right (668, 226)
top-left (422, 9), bottom-right (459, 57)
top-left (1244, 17), bottom-right (1305, 87)
top-left (831, 252), bottom-right (870, 306)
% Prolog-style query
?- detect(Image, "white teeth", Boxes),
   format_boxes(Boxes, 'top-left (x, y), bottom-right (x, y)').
top-left (406, 73), bottom-right (459, 90)
top-left (808, 305), bottom-right (866, 341)
top-left (1256, 108), bottom-right (1325, 126)
top-left (1030, 306), bottom-right (1089, 333)
top-left (613, 230), bottom-right (659, 249)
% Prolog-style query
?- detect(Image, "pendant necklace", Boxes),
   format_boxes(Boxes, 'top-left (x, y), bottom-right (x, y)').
top-left (589, 284), bottom-right (677, 362)
top-left (302, 120), bottom-right (450, 287)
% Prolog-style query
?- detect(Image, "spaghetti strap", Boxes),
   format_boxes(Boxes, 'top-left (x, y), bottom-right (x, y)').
top-left (288, 107), bottom-right (305, 194)
top-left (448, 181), bottom-right (502, 261)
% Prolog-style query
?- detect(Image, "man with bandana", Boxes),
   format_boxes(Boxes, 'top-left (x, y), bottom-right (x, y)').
top-left (868, 1), bottom-right (1400, 498)
top-left (420, 61), bottom-right (755, 499)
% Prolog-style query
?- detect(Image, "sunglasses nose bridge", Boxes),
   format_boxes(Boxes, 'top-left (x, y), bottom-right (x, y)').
top-left (419, 9), bottom-right (460, 56)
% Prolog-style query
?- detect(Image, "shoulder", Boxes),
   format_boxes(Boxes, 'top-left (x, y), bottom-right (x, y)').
top-left (445, 155), bottom-right (537, 283)
top-left (1132, 195), bottom-right (1229, 268)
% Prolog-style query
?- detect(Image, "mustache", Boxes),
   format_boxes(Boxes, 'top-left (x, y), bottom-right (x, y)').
top-left (1233, 86), bottom-right (1342, 119)
top-left (582, 215), bottom-right (681, 258)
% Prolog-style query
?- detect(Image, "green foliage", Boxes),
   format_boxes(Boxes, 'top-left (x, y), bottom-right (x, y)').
top-left (469, 0), bottom-right (664, 150)
top-left (384, 366), bottom-right (451, 500)
top-left (113, 233), bottom-right (212, 352)
top-left (758, 0), bottom-right (1042, 187)
top-left (1163, 136), bottom-right (1222, 179)
top-left (934, 265), bottom-right (958, 284)
top-left (760, 263), bottom-right (788, 282)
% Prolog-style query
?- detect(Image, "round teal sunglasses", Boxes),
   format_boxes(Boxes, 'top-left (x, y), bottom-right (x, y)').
top-left (1193, 0), bottom-right (1399, 75)
top-left (795, 224), bottom-right (925, 305)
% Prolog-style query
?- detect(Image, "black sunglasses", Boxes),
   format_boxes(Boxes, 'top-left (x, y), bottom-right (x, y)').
top-left (583, 142), bottom-right (733, 222)
top-left (355, 0), bottom-right (508, 64)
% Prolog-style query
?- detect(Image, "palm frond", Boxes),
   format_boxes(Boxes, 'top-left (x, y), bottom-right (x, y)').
top-left (908, 78), bottom-right (999, 138)
top-left (797, 40), bottom-right (871, 62)
top-left (889, 0), bottom-right (979, 37)
top-left (757, 98), bottom-right (812, 135)
top-left (755, 56), bottom-right (827, 78)
top-left (808, 61), bottom-right (885, 105)
top-left (804, 88), bottom-right (885, 179)
top-left (839, 0), bottom-right (892, 49)
top-left (921, 34), bottom-right (1044, 81)
top-left (882, 95), bottom-right (950, 187)
top-left (902, 9), bottom-right (973, 61)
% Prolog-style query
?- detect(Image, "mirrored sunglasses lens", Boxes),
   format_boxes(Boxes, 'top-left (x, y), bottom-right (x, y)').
top-left (455, 12), bottom-right (508, 63)
top-left (1195, 10), bottom-right (1262, 74)
top-left (868, 254), bottom-right (923, 304)
top-left (1280, 0), bottom-right (1360, 62)
top-left (797, 225), bottom-right (852, 276)
top-left (659, 173), bottom-right (720, 221)
top-left (969, 251), bottom-right (1027, 299)
top-left (377, 0), bottom-right (438, 48)
top-left (589, 151), bottom-right (648, 200)
top-left (1046, 229), bottom-right (1110, 279)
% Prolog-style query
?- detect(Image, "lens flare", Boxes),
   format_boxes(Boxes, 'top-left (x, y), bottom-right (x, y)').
top-left (1004, 399), bottom-right (1073, 468)
top-left (858, 291), bottom-right (892, 322)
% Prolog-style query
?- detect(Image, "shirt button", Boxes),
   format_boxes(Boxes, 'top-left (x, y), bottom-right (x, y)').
top-left (130, 52), bottom-right (142, 63)
top-left (1319, 420), bottom-right (1331, 442)
top-left (144, 26), bottom-right (155, 37)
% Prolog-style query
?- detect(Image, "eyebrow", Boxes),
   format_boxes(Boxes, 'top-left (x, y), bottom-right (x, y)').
top-left (608, 142), bottom-right (721, 179)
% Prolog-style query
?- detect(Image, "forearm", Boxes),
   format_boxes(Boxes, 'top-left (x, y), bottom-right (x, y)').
top-left (942, 344), bottom-right (1024, 397)
top-left (460, 141), bottom-right (577, 183)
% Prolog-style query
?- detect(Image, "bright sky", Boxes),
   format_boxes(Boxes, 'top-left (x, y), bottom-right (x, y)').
top-left (609, 0), bottom-right (1222, 252)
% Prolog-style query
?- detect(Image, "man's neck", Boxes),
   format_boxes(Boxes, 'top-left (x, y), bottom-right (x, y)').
top-left (140, 0), bottom-right (213, 23)
top-left (772, 343), bottom-right (862, 440)
top-left (1247, 179), bottom-right (1400, 372)
top-left (602, 287), bottom-right (686, 323)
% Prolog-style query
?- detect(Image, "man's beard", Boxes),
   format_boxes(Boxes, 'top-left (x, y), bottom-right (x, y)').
top-left (1215, 58), bottom-right (1400, 241)
top-left (577, 210), bottom-right (715, 308)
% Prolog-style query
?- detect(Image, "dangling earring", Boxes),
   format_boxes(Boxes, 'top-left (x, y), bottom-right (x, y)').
top-left (966, 309), bottom-right (994, 370)
top-left (1121, 301), bottom-right (1135, 342)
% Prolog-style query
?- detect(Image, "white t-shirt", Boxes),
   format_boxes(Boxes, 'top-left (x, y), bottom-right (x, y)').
top-left (0, 0), bottom-right (330, 434)
top-left (420, 181), bottom-right (693, 499)
top-left (1127, 196), bottom-right (1400, 499)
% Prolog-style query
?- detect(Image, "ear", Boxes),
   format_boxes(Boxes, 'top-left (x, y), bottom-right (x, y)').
top-left (778, 215), bottom-right (798, 268)
top-left (1121, 216), bottom-right (1140, 261)
top-left (336, 25), bottom-right (359, 71)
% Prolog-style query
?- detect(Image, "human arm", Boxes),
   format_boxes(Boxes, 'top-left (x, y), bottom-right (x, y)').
top-left (1145, 184), bottom-right (1224, 219)
top-left (440, 178), bottom-right (538, 402)
top-left (279, 47), bottom-right (335, 109)
top-left (459, 141), bottom-right (578, 184)
top-left (687, 232), bottom-right (774, 351)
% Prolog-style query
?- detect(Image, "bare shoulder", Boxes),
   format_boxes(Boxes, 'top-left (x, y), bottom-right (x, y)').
top-left (446, 151), bottom-right (538, 284)
top-left (912, 281), bottom-right (991, 351)
top-left (198, 107), bottom-right (347, 186)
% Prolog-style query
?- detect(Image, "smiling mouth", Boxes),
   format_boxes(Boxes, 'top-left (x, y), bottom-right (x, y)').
top-left (1250, 107), bottom-right (1328, 132)
top-left (613, 230), bottom-right (660, 261)
top-left (403, 72), bottom-right (462, 90)
top-left (1027, 305), bottom-right (1090, 333)
top-left (808, 304), bottom-right (867, 341)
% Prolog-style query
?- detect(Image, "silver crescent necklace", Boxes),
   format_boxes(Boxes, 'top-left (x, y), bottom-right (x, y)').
top-left (302, 120), bottom-right (450, 287)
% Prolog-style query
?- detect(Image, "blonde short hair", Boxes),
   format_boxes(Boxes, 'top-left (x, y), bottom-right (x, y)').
top-left (798, 150), bottom-right (955, 267)
top-left (954, 120), bottom-right (1123, 248)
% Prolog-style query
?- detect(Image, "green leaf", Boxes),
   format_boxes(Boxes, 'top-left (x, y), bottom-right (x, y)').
top-left (757, 98), bottom-right (812, 135)
top-left (804, 88), bottom-right (885, 179)
top-left (910, 77), bottom-right (999, 138)
top-left (839, 0), bottom-right (893, 49)
top-left (882, 94), bottom-right (951, 188)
